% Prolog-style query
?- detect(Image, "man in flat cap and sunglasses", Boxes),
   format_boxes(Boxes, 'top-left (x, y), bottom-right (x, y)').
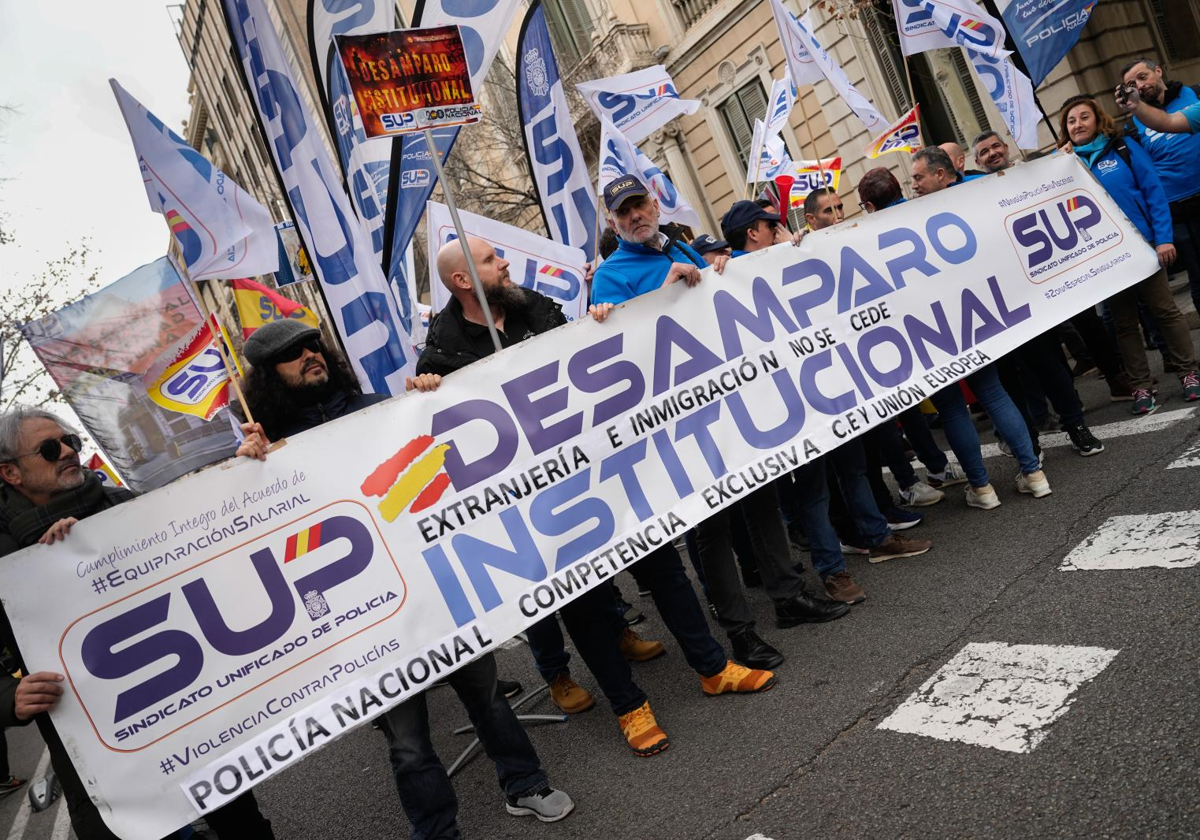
top-left (0, 406), bottom-right (274, 839)
top-left (236, 319), bottom-right (574, 839)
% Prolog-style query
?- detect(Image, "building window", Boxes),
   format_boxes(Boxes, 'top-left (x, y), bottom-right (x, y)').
top-left (868, 0), bottom-right (988, 146)
top-left (221, 74), bottom-right (241, 115)
top-left (215, 99), bottom-right (231, 136)
top-left (543, 0), bottom-right (594, 63)
top-left (242, 149), bottom-right (262, 190)
top-left (717, 79), bottom-right (769, 169)
top-left (1146, 0), bottom-right (1200, 63)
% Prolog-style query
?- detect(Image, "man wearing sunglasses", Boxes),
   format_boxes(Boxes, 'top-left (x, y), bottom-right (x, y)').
top-left (0, 406), bottom-right (274, 839)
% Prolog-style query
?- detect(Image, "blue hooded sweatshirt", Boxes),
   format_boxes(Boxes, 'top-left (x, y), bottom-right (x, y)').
top-left (591, 237), bottom-right (707, 305)
top-left (1077, 135), bottom-right (1173, 247)
top-left (1131, 83), bottom-right (1200, 203)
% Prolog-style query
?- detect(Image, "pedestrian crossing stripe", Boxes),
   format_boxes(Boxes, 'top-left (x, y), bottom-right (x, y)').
top-left (284, 523), bottom-right (323, 562)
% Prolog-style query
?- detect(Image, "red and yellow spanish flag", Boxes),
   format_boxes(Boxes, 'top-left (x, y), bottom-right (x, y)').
top-left (230, 278), bottom-right (319, 339)
top-left (86, 453), bottom-right (124, 487)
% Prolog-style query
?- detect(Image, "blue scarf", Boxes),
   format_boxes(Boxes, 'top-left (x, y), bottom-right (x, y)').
top-left (1072, 135), bottom-right (1108, 168)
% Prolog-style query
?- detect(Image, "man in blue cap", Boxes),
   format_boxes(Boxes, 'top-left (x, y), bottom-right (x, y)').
top-left (689, 234), bottom-right (731, 266)
top-left (593, 176), bottom-right (848, 671)
top-left (719, 200), bottom-right (800, 256)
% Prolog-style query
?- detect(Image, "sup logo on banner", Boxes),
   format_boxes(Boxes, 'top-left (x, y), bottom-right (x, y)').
top-left (1005, 190), bottom-right (1122, 283)
top-left (62, 502), bottom-right (405, 751)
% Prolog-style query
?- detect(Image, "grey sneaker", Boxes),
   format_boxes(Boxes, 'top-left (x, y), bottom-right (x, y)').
top-left (506, 786), bottom-right (575, 822)
top-left (898, 481), bottom-right (945, 507)
top-left (927, 463), bottom-right (967, 488)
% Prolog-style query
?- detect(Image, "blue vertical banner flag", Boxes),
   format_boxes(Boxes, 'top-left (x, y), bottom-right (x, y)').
top-left (516, 0), bottom-right (597, 262)
top-left (306, 0), bottom-right (418, 337)
top-left (383, 0), bottom-right (525, 299)
top-left (223, 0), bottom-right (416, 393)
top-left (997, 0), bottom-right (1099, 87)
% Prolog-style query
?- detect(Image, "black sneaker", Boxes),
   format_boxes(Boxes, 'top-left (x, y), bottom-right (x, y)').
top-left (506, 787), bottom-right (574, 822)
top-left (497, 678), bottom-right (523, 699)
top-left (1065, 424), bottom-right (1104, 456)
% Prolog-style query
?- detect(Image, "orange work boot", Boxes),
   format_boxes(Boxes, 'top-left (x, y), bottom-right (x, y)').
top-left (619, 627), bottom-right (666, 662)
top-left (617, 701), bottom-right (669, 756)
top-left (549, 673), bottom-right (594, 714)
top-left (699, 660), bottom-right (777, 696)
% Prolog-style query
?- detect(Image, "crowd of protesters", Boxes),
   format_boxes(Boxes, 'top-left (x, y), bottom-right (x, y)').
top-left (1, 53), bottom-right (1199, 840)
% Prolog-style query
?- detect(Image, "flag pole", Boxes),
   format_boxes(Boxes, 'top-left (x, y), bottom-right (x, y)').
top-left (424, 128), bottom-right (503, 354)
top-left (169, 254), bottom-right (256, 425)
top-left (746, 151), bottom-right (763, 202)
top-left (795, 88), bottom-right (832, 199)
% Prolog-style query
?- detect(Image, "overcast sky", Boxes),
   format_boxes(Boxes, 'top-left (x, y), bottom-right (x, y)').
top-left (0, 1), bottom-right (192, 292)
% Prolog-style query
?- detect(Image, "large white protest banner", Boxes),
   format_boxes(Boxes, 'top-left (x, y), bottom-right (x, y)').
top-left (0, 157), bottom-right (1157, 838)
top-left (425, 202), bottom-right (588, 321)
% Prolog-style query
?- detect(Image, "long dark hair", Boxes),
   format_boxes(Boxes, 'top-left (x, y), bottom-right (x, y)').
top-left (242, 344), bottom-right (362, 440)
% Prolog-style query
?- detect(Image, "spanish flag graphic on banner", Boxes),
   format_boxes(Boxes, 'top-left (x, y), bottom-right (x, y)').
top-left (142, 315), bottom-right (241, 421)
top-left (230, 277), bottom-right (319, 338)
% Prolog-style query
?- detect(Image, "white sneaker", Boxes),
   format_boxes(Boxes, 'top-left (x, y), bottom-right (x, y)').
top-left (927, 463), bottom-right (967, 488)
top-left (964, 484), bottom-right (1001, 510)
top-left (1016, 470), bottom-right (1052, 498)
top-left (899, 481), bottom-right (945, 507)
top-left (839, 543), bottom-right (870, 555)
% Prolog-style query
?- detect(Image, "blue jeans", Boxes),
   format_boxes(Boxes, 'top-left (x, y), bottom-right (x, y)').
top-left (525, 580), bottom-right (627, 682)
top-left (380, 653), bottom-right (546, 840)
top-left (828, 439), bottom-right (892, 547)
top-left (897, 408), bottom-right (948, 477)
top-left (787, 457), bottom-right (847, 578)
top-left (627, 544), bottom-right (727, 679)
top-left (930, 365), bottom-right (1039, 486)
top-left (525, 581), bottom-right (649, 717)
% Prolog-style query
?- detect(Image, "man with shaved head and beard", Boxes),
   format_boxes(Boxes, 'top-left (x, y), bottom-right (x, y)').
top-left (236, 260), bottom-right (577, 836)
top-left (938, 141), bottom-right (985, 182)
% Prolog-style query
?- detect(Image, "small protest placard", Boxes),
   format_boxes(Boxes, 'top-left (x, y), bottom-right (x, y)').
top-left (336, 26), bottom-right (481, 137)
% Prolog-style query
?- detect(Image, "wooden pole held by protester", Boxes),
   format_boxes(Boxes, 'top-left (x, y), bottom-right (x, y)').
top-left (424, 128), bottom-right (503, 355)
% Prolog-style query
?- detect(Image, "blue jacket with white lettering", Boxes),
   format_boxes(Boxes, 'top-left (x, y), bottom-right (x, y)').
top-left (1131, 82), bottom-right (1200, 203)
top-left (591, 237), bottom-right (707, 306)
top-left (1080, 134), bottom-right (1173, 247)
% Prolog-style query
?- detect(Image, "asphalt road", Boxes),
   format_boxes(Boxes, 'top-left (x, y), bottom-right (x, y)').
top-left (3, 309), bottom-right (1198, 840)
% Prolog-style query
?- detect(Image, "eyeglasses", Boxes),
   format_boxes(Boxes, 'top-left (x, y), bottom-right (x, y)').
top-left (272, 338), bottom-right (323, 365)
top-left (11, 433), bottom-right (83, 464)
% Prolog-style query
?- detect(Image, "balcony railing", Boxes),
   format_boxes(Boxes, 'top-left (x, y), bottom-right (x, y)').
top-left (673, 0), bottom-right (719, 30)
top-left (561, 22), bottom-right (655, 137)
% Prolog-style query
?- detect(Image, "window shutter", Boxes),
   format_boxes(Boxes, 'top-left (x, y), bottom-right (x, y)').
top-left (866, 2), bottom-right (911, 112)
top-left (952, 49), bottom-right (989, 131)
top-left (1146, 0), bottom-right (1200, 62)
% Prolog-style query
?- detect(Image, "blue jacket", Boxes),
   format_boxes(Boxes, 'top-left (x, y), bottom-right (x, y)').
top-left (1083, 136), bottom-right (1173, 247)
top-left (1132, 83), bottom-right (1200, 202)
top-left (591, 237), bottom-right (707, 305)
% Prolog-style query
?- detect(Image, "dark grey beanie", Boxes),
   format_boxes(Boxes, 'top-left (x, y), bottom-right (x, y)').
top-left (243, 319), bottom-right (321, 367)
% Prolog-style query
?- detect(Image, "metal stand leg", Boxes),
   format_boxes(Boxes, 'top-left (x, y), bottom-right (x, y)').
top-left (445, 635), bottom-right (569, 778)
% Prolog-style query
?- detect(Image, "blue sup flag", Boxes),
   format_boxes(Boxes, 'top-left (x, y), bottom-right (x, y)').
top-left (517, 0), bottom-right (598, 261)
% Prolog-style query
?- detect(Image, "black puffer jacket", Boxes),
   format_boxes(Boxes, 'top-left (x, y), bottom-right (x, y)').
top-left (416, 293), bottom-right (567, 377)
top-left (265, 390), bottom-right (389, 440)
